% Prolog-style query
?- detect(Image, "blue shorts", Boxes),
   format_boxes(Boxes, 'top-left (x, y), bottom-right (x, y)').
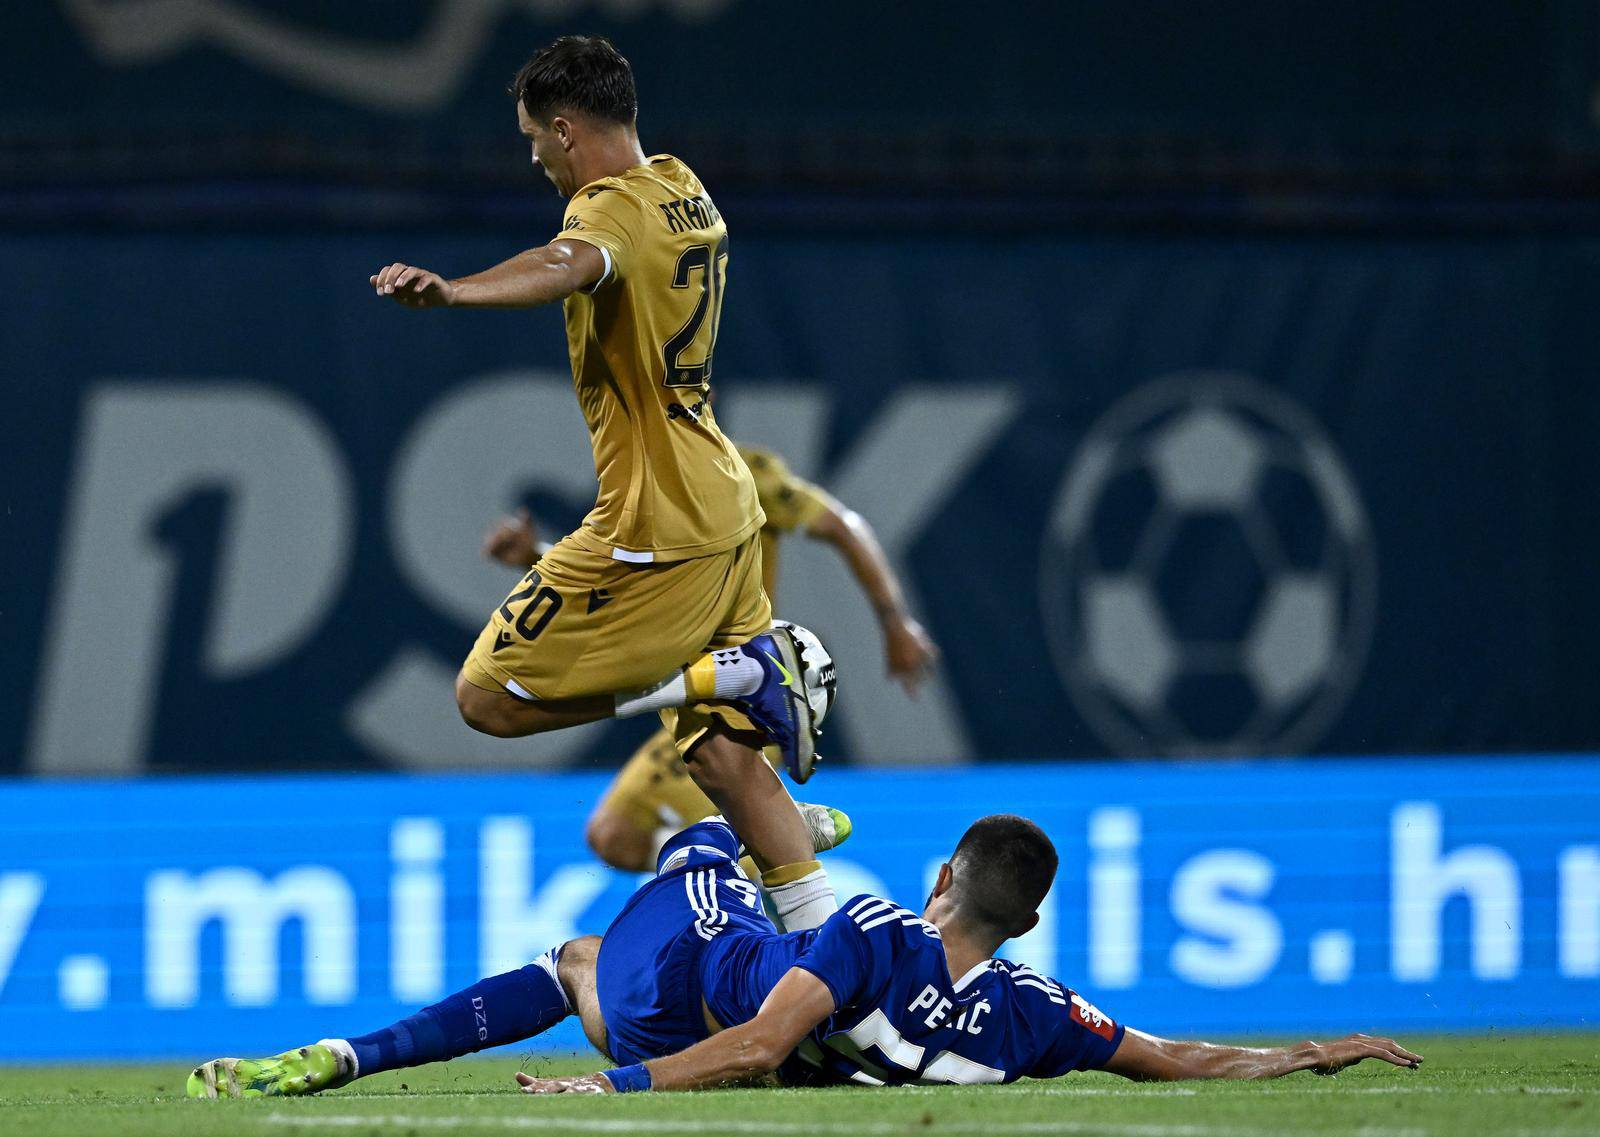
top-left (595, 820), bottom-right (776, 1065)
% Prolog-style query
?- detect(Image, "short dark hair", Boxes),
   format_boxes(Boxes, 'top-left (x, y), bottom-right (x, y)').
top-left (510, 36), bottom-right (637, 125)
top-left (947, 815), bottom-right (1058, 939)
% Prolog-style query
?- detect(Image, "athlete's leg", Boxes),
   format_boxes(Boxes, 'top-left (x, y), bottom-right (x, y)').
top-left (454, 674), bottom-right (612, 737)
top-left (585, 808), bottom-right (655, 872)
top-left (454, 651), bottom-right (765, 739)
top-left (683, 724), bottom-right (838, 931)
top-left (186, 942), bottom-right (585, 1099)
top-left (335, 945), bottom-right (577, 1079)
top-left (684, 725), bottom-right (810, 871)
top-left (457, 537), bottom-right (771, 740)
top-left (586, 727), bottom-right (722, 871)
top-left (557, 935), bottom-right (608, 1056)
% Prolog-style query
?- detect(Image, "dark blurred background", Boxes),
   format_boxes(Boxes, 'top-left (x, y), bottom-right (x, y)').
top-left (6, 1), bottom-right (1600, 776)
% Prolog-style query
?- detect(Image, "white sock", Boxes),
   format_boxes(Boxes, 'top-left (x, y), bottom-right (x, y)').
top-left (530, 946), bottom-right (573, 1014)
top-left (612, 647), bottom-right (764, 718)
top-left (765, 867), bottom-right (837, 931)
top-left (319, 1037), bottom-right (360, 1080)
top-left (707, 648), bottom-right (764, 698)
top-left (614, 671), bottom-right (687, 718)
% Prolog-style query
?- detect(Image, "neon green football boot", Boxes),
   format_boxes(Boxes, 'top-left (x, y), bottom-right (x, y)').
top-left (801, 803), bottom-right (852, 854)
top-left (187, 1042), bottom-right (350, 1099)
top-left (735, 803), bottom-right (851, 861)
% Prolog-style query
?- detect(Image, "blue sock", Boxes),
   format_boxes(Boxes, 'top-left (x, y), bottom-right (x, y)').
top-left (344, 947), bottom-right (570, 1077)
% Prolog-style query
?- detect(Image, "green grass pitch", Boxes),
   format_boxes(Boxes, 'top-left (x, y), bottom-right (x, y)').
top-left (3, 1035), bottom-right (1596, 1137)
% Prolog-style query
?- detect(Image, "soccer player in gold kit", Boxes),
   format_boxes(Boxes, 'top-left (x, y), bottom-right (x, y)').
top-left (483, 444), bottom-right (941, 871)
top-left (369, 36), bottom-right (839, 930)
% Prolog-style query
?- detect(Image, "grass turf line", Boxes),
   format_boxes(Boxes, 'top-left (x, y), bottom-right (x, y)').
top-left (1, 1034), bottom-right (1596, 1137)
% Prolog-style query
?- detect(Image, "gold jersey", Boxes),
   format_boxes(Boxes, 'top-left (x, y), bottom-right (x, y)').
top-left (739, 445), bottom-right (833, 600)
top-left (557, 156), bottom-right (761, 562)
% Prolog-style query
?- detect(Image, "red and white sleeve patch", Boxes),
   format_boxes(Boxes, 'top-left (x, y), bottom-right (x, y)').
top-left (1069, 992), bottom-right (1117, 1041)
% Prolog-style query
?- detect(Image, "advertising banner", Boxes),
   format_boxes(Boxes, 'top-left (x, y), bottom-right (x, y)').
top-left (1, 758), bottom-right (1596, 1059)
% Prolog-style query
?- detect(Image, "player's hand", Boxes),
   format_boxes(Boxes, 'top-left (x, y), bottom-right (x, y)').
top-left (1306, 1034), bottom-right (1423, 1075)
top-left (370, 263), bottom-right (456, 308)
top-left (515, 1071), bottom-right (614, 1095)
top-left (483, 508), bottom-right (541, 569)
top-left (882, 613), bottom-right (940, 696)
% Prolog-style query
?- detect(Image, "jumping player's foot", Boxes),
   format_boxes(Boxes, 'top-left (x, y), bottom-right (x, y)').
top-left (737, 803), bottom-right (852, 861)
top-left (732, 622), bottom-right (836, 784)
top-left (186, 1042), bottom-right (351, 1099)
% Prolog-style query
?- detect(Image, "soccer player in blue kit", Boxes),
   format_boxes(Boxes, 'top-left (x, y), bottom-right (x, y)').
top-left (188, 815), bottom-right (1420, 1098)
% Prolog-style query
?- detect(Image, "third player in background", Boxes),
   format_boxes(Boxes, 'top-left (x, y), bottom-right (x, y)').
top-left (484, 443), bottom-right (941, 871)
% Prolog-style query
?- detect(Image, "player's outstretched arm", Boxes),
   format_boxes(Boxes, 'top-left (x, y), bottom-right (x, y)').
top-left (1102, 1028), bottom-right (1422, 1081)
top-left (370, 239), bottom-right (606, 310)
top-left (806, 501), bottom-right (940, 695)
top-left (514, 968), bottom-right (835, 1095)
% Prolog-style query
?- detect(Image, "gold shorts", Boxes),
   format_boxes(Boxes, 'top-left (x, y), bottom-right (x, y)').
top-left (461, 531), bottom-right (771, 704)
top-left (598, 719), bottom-right (783, 831)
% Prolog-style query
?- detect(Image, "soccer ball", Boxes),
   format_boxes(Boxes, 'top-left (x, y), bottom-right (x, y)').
top-left (1039, 373), bottom-right (1376, 757)
top-left (777, 619), bottom-right (837, 727)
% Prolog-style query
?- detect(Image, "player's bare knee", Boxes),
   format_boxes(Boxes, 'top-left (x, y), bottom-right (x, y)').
top-left (454, 673), bottom-right (517, 737)
top-left (559, 935), bottom-right (601, 979)
top-left (557, 936), bottom-right (602, 1007)
top-left (453, 671), bottom-right (489, 728)
top-left (455, 693), bottom-right (508, 736)
top-left (586, 808), bottom-right (650, 871)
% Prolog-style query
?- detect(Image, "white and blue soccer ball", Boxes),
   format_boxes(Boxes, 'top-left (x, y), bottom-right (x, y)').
top-left (776, 619), bottom-right (837, 728)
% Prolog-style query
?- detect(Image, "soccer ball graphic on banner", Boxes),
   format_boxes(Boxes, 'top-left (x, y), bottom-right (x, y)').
top-left (1040, 373), bottom-right (1377, 757)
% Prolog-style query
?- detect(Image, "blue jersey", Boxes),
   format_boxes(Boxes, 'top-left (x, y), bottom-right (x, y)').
top-left (701, 893), bottom-right (1125, 1086)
